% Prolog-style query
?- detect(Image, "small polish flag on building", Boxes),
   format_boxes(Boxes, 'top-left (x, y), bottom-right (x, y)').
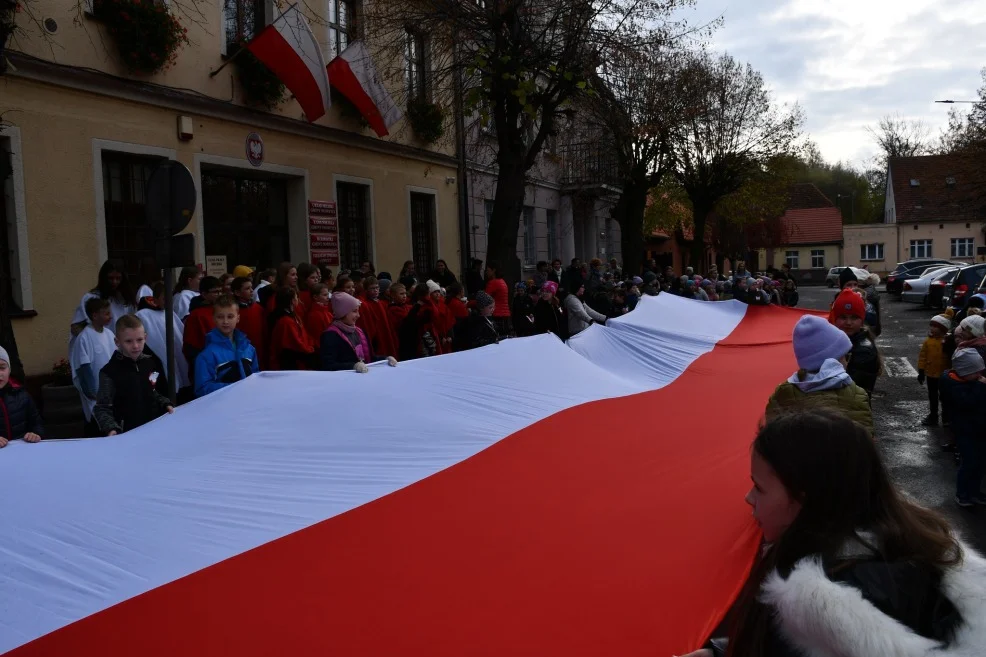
top-left (327, 41), bottom-right (403, 137)
top-left (246, 4), bottom-right (330, 122)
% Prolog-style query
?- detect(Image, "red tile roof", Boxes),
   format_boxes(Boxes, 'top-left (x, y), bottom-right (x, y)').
top-left (780, 207), bottom-right (844, 245)
top-left (889, 154), bottom-right (986, 224)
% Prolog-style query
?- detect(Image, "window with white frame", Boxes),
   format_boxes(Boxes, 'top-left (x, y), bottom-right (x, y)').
top-left (951, 237), bottom-right (974, 259)
top-left (546, 209), bottom-right (558, 260)
top-left (859, 243), bottom-right (884, 261)
top-left (326, 0), bottom-right (355, 59)
top-left (522, 206), bottom-right (536, 267)
top-left (405, 29), bottom-right (429, 103)
top-left (910, 239), bottom-right (933, 259)
top-left (785, 250), bottom-right (799, 270)
top-left (811, 249), bottom-right (825, 269)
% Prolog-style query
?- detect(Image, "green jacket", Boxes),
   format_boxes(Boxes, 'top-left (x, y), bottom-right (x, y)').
top-left (765, 381), bottom-right (873, 433)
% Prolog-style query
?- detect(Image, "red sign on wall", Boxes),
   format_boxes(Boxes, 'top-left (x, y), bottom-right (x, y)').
top-left (308, 200), bottom-right (339, 266)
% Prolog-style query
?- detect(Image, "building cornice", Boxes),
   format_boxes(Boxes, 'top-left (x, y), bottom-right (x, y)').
top-left (5, 51), bottom-right (458, 169)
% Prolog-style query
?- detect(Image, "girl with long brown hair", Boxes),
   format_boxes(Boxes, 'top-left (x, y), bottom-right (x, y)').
top-left (681, 410), bottom-right (985, 657)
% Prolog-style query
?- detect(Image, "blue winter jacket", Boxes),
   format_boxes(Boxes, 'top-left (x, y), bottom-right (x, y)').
top-left (194, 329), bottom-right (259, 397)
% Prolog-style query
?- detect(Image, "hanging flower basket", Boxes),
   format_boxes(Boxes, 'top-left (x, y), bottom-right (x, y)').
top-left (231, 41), bottom-right (285, 110)
top-left (407, 98), bottom-right (445, 144)
top-left (92, 0), bottom-right (188, 75)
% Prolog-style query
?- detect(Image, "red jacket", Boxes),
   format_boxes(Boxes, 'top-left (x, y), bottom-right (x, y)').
top-left (269, 314), bottom-right (314, 370)
top-left (297, 289), bottom-right (312, 318)
top-left (486, 278), bottom-right (510, 318)
top-left (182, 305), bottom-right (215, 359)
top-left (388, 302), bottom-right (410, 356)
top-left (430, 298), bottom-right (453, 354)
top-left (237, 301), bottom-right (267, 370)
top-left (305, 303), bottom-right (334, 346)
top-left (447, 297), bottom-right (469, 321)
top-left (357, 296), bottom-right (397, 358)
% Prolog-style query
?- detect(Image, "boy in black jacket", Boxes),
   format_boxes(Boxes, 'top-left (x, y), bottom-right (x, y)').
top-left (939, 347), bottom-right (986, 508)
top-left (0, 345), bottom-right (43, 447)
top-left (94, 315), bottom-right (175, 436)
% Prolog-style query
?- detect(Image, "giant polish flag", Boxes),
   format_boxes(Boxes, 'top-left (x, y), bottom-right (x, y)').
top-left (327, 41), bottom-right (402, 137)
top-left (0, 295), bottom-right (810, 656)
top-left (246, 4), bottom-right (330, 122)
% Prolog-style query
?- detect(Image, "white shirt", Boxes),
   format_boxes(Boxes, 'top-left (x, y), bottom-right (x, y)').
top-left (136, 307), bottom-right (189, 389)
top-left (174, 289), bottom-right (199, 321)
top-left (69, 325), bottom-right (117, 421)
top-left (136, 285), bottom-right (153, 303)
top-left (71, 293), bottom-right (133, 335)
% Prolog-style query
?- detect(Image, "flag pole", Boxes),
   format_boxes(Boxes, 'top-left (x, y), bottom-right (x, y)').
top-left (208, 3), bottom-right (299, 78)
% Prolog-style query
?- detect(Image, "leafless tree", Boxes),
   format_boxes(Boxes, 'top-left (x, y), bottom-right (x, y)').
top-left (586, 43), bottom-right (705, 276)
top-left (364, 0), bottom-right (698, 284)
top-left (666, 51), bottom-right (804, 268)
top-left (867, 113), bottom-right (931, 159)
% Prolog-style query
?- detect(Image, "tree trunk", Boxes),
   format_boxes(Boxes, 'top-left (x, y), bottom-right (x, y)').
top-left (614, 176), bottom-right (649, 276)
top-left (690, 199), bottom-right (714, 274)
top-left (485, 156), bottom-right (527, 289)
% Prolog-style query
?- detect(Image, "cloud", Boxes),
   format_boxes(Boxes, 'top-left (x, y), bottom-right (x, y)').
top-left (676, 0), bottom-right (986, 167)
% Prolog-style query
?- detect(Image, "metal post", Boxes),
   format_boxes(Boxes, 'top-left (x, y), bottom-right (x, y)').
top-left (163, 264), bottom-right (177, 404)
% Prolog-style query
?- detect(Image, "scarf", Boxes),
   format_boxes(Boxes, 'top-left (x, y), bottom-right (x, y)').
top-left (788, 358), bottom-right (854, 392)
top-left (331, 319), bottom-right (358, 335)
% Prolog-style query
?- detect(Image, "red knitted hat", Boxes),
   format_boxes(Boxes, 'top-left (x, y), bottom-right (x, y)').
top-left (831, 288), bottom-right (865, 322)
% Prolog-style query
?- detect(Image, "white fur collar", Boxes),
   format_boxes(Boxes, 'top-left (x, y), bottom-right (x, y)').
top-left (760, 541), bottom-right (986, 657)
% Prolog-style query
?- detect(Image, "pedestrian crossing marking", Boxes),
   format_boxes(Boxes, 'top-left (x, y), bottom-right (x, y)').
top-left (883, 356), bottom-right (918, 378)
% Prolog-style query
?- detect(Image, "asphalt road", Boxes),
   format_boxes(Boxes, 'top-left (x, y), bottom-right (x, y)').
top-left (797, 286), bottom-right (986, 552)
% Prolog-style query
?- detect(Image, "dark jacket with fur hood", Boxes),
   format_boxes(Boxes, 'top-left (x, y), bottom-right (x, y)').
top-left (709, 537), bottom-right (986, 657)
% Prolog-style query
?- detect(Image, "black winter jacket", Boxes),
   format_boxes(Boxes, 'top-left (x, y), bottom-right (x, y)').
top-left (533, 299), bottom-right (566, 340)
top-left (93, 351), bottom-right (172, 435)
top-left (709, 545), bottom-right (972, 657)
top-left (452, 313), bottom-right (499, 352)
top-left (0, 383), bottom-right (44, 441)
top-left (847, 330), bottom-right (880, 395)
top-left (939, 372), bottom-right (986, 440)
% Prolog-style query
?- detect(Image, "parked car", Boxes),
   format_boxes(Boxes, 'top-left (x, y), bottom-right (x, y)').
top-left (825, 267), bottom-right (847, 287)
top-left (825, 266), bottom-right (869, 288)
top-left (886, 259), bottom-right (966, 295)
top-left (902, 267), bottom-right (960, 306)
top-left (944, 263), bottom-right (986, 309)
top-left (927, 268), bottom-right (961, 309)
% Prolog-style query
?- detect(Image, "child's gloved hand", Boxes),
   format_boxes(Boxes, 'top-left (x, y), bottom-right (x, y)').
top-left (386, 357), bottom-right (398, 367)
top-left (917, 370), bottom-right (926, 385)
top-left (354, 361), bottom-right (369, 374)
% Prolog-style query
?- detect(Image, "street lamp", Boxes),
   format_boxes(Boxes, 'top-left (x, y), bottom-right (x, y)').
top-left (935, 100), bottom-right (979, 104)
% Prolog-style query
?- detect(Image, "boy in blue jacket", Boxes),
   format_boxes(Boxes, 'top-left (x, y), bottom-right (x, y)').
top-left (939, 347), bottom-right (986, 508)
top-left (194, 295), bottom-right (259, 397)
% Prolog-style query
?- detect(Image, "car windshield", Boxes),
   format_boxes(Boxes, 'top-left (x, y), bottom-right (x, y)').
top-left (919, 265), bottom-right (948, 277)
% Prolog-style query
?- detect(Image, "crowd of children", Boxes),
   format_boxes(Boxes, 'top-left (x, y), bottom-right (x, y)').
top-left (915, 297), bottom-right (986, 508)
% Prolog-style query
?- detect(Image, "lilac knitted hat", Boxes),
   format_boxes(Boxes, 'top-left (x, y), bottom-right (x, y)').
top-left (331, 292), bottom-right (361, 317)
top-left (793, 314), bottom-right (852, 371)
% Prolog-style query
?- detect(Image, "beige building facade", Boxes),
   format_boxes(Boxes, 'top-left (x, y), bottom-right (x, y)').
top-left (1, 0), bottom-right (461, 374)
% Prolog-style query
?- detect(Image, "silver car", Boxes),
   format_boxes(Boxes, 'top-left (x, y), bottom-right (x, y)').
top-left (901, 267), bottom-right (960, 306)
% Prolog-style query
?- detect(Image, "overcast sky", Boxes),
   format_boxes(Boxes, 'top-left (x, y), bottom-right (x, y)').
top-left (679, 0), bottom-right (986, 169)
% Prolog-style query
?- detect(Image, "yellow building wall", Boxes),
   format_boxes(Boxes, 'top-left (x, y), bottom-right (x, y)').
top-left (3, 77), bottom-right (459, 375)
top-left (10, 0), bottom-right (447, 153)
top-left (759, 244), bottom-right (842, 272)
